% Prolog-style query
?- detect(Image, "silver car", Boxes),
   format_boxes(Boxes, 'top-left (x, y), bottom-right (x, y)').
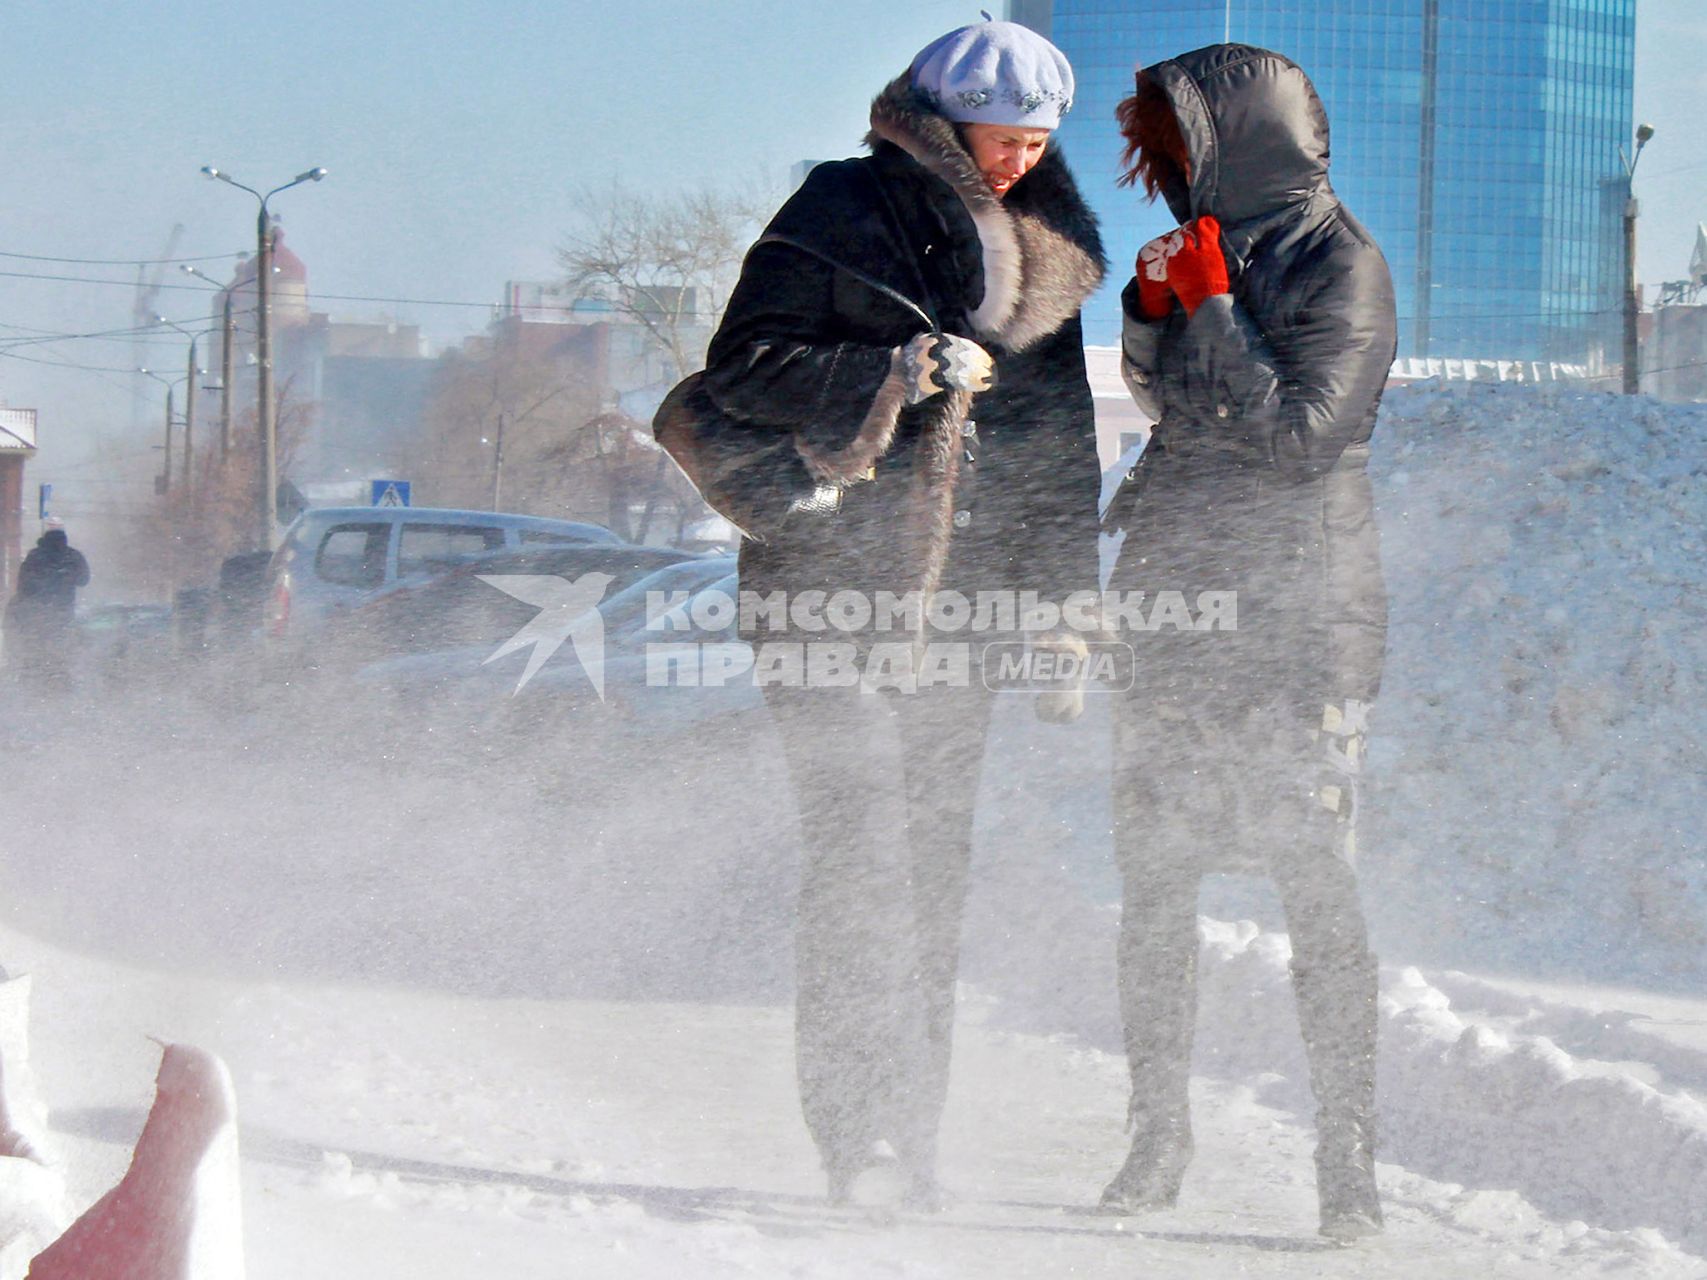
top-left (263, 506), bottom-right (622, 649)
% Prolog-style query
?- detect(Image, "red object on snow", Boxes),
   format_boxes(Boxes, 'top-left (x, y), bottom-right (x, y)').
top-left (27, 1043), bottom-right (244, 1280)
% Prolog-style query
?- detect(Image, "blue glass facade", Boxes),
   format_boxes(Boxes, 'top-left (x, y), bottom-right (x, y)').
top-left (1035, 0), bottom-right (1634, 363)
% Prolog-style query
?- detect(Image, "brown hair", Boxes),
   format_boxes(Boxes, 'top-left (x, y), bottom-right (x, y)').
top-left (1116, 71), bottom-right (1189, 198)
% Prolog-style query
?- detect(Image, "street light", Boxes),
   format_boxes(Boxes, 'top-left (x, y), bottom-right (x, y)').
top-left (180, 265), bottom-right (242, 461)
top-left (137, 366), bottom-right (196, 496)
top-left (200, 164), bottom-right (328, 548)
top-left (1620, 123), bottom-right (1655, 395)
top-left (152, 314), bottom-right (219, 493)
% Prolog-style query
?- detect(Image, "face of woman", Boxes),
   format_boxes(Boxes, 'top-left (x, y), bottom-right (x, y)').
top-left (960, 123), bottom-right (1052, 199)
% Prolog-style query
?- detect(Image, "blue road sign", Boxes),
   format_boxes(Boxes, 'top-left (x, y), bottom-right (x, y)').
top-left (38, 483), bottom-right (51, 521)
top-left (371, 480), bottom-right (412, 508)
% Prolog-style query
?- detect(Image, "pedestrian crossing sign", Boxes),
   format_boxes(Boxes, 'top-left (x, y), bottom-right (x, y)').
top-left (371, 480), bottom-right (411, 508)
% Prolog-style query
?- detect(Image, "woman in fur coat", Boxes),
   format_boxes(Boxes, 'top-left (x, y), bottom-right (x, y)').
top-left (699, 20), bottom-right (1103, 1208)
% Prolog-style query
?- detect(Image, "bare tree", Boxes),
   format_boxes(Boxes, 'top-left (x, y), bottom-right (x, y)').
top-left (413, 335), bottom-right (600, 516)
top-left (557, 182), bottom-right (770, 379)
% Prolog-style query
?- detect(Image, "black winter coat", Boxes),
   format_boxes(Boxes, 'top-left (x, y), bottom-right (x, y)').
top-left (15, 531), bottom-right (90, 615)
top-left (703, 76), bottom-right (1105, 649)
top-left (1107, 44), bottom-right (1396, 711)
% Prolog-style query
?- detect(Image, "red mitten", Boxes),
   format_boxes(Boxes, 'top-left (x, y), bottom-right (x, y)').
top-left (1134, 229), bottom-right (1184, 319)
top-left (1167, 215), bottom-right (1229, 317)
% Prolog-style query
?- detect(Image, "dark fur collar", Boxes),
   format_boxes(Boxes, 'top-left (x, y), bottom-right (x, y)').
top-left (866, 74), bottom-right (1105, 351)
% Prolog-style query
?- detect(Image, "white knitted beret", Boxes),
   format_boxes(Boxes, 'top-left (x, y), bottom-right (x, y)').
top-left (909, 20), bottom-right (1074, 130)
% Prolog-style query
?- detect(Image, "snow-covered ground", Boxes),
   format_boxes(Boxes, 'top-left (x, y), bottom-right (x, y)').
top-left (1, 382), bottom-right (1705, 1275)
top-left (4, 918), bottom-right (1704, 1278)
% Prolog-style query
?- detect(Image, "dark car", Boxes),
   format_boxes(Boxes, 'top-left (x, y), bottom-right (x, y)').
top-left (322, 541), bottom-right (709, 671)
top-left (346, 552), bottom-right (750, 747)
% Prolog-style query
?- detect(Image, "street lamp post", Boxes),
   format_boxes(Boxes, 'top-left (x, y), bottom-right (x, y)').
top-left (1620, 123), bottom-right (1655, 396)
top-left (200, 164), bottom-right (327, 548)
top-left (153, 315), bottom-right (218, 493)
top-left (181, 264), bottom-right (240, 460)
top-left (138, 367), bottom-right (191, 496)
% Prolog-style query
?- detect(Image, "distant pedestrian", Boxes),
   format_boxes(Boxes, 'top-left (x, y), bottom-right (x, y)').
top-left (5, 525), bottom-right (90, 687)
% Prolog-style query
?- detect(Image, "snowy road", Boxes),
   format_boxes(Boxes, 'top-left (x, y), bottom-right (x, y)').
top-left (4, 912), bottom-right (1703, 1278)
top-left (3, 651), bottom-right (1706, 1273)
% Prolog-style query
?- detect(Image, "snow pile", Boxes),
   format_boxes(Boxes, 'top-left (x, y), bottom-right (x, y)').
top-left (1380, 966), bottom-right (1707, 1256)
top-left (1177, 919), bottom-right (1707, 1257)
top-left (1365, 383), bottom-right (1707, 986)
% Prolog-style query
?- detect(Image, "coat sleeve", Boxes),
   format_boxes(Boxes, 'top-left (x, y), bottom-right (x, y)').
top-left (1008, 317), bottom-right (1105, 605)
top-left (1142, 235), bottom-right (1396, 483)
top-left (1262, 239), bottom-right (1397, 482)
top-left (1121, 278), bottom-right (1284, 447)
top-left (701, 167), bottom-right (921, 457)
top-left (1118, 279), bottom-right (1166, 422)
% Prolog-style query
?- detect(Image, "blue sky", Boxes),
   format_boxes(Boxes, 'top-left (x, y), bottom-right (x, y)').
top-left (4, 0), bottom-right (1703, 471)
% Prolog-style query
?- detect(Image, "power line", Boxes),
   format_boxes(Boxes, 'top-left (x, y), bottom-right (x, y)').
top-left (3, 333), bottom-right (200, 353)
top-left (0, 248), bottom-right (244, 267)
top-left (0, 349), bottom-right (157, 374)
top-left (3, 265), bottom-right (1652, 328)
top-left (0, 267), bottom-right (504, 312)
top-left (0, 309), bottom-right (260, 352)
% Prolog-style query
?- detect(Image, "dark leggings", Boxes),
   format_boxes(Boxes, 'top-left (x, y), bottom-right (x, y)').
top-left (764, 681), bottom-right (994, 1177)
top-left (1111, 700), bottom-right (1378, 1131)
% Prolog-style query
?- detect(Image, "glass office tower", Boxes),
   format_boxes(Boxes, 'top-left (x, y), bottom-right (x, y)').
top-left (1033, 0), bottom-right (1634, 363)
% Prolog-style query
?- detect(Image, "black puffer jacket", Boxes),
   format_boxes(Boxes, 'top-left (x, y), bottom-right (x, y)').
top-left (15, 531), bottom-right (90, 615)
top-left (703, 76), bottom-right (1105, 647)
top-left (1107, 44), bottom-right (1396, 708)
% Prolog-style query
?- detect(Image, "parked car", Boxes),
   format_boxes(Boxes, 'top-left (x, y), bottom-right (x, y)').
top-left (322, 540), bottom-right (712, 670)
top-left (348, 553), bottom-right (756, 743)
top-left (262, 506), bottom-right (623, 654)
top-left (77, 603), bottom-right (176, 688)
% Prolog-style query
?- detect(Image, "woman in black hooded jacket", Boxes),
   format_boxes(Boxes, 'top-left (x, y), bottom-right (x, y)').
top-left (1100, 44), bottom-right (1396, 1241)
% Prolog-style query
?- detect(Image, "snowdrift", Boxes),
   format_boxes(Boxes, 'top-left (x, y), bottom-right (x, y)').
top-left (1179, 920), bottom-right (1707, 1258)
top-left (1363, 383), bottom-right (1707, 987)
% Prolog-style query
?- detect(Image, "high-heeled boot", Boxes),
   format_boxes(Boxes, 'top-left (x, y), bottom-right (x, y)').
top-left (1100, 888), bottom-right (1198, 1214)
top-left (1098, 1111), bottom-right (1193, 1213)
top-left (1292, 948), bottom-right (1383, 1241)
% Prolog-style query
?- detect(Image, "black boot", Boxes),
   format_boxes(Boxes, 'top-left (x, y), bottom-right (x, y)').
top-left (1101, 878), bottom-right (1198, 1214)
top-left (1098, 1114), bottom-right (1193, 1213)
top-left (825, 1161), bottom-right (858, 1208)
top-left (1315, 1108), bottom-right (1382, 1241)
top-left (1291, 947), bottom-right (1383, 1241)
top-left (902, 1170), bottom-right (948, 1214)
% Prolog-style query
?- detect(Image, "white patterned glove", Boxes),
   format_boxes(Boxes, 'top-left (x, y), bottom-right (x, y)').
top-left (1032, 630), bottom-right (1089, 725)
top-left (899, 332), bottom-right (996, 405)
